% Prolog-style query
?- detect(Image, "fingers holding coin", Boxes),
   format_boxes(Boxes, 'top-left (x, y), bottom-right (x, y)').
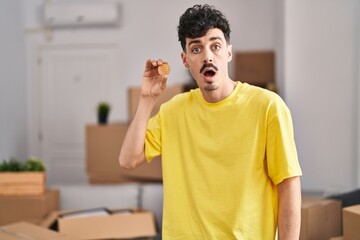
top-left (150, 59), bottom-right (171, 76)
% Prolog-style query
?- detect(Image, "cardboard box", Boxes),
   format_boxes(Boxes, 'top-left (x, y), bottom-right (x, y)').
top-left (43, 208), bottom-right (157, 240)
top-left (300, 198), bottom-right (342, 240)
top-left (330, 237), bottom-right (344, 240)
top-left (86, 123), bottom-right (162, 183)
top-left (87, 172), bottom-right (131, 184)
top-left (234, 51), bottom-right (275, 87)
top-left (0, 172), bottom-right (45, 196)
top-left (0, 221), bottom-right (75, 240)
top-left (0, 189), bottom-right (59, 226)
top-left (343, 204), bottom-right (360, 240)
top-left (128, 84), bottom-right (184, 119)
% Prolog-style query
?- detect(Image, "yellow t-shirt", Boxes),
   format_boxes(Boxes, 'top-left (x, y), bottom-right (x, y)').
top-left (145, 82), bottom-right (302, 240)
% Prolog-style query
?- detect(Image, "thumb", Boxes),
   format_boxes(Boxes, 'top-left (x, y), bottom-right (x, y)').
top-left (160, 76), bottom-right (167, 90)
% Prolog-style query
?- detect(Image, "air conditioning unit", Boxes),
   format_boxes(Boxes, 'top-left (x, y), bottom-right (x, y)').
top-left (43, 2), bottom-right (120, 27)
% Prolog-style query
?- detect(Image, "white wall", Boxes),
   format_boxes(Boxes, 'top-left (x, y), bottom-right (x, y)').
top-left (5, 0), bottom-right (359, 193)
top-left (284, 0), bottom-right (359, 193)
top-left (23, 0), bottom-right (278, 156)
top-left (23, 0), bottom-right (277, 86)
top-left (0, 1), bottom-right (27, 161)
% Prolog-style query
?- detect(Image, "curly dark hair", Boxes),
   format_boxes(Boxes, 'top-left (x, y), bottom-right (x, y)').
top-left (177, 4), bottom-right (231, 51)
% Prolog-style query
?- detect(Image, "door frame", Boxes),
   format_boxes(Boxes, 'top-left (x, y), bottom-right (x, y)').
top-left (28, 42), bottom-right (119, 182)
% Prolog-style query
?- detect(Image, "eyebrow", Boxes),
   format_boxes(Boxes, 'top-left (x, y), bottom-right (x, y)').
top-left (187, 39), bottom-right (201, 47)
top-left (187, 36), bottom-right (224, 47)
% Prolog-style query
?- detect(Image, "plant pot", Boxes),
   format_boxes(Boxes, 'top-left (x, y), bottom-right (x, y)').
top-left (97, 102), bottom-right (110, 125)
top-left (98, 114), bottom-right (108, 124)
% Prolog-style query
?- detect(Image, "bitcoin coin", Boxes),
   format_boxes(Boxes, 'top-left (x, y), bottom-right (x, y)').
top-left (158, 63), bottom-right (170, 76)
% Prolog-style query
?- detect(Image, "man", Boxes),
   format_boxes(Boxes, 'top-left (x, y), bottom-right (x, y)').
top-left (119, 4), bottom-right (302, 240)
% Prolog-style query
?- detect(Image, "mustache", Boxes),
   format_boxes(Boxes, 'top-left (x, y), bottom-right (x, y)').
top-left (200, 63), bottom-right (218, 74)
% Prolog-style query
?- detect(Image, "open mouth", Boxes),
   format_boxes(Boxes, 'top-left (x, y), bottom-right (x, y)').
top-left (204, 70), bottom-right (216, 78)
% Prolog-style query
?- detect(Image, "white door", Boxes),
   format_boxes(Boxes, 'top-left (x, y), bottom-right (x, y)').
top-left (38, 43), bottom-right (120, 185)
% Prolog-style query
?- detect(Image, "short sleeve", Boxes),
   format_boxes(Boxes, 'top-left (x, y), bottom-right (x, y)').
top-left (266, 97), bottom-right (302, 185)
top-left (145, 113), bottom-right (162, 162)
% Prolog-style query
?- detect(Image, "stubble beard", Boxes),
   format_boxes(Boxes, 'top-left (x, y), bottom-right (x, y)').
top-left (204, 83), bottom-right (219, 91)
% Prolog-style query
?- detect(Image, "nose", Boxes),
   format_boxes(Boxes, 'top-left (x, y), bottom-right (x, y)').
top-left (203, 49), bottom-right (213, 63)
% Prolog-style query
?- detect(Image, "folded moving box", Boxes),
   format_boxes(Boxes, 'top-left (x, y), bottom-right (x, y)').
top-left (42, 208), bottom-right (157, 240)
top-left (0, 221), bottom-right (75, 240)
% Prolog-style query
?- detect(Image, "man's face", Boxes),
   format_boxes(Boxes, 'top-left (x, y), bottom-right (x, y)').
top-left (181, 28), bottom-right (232, 93)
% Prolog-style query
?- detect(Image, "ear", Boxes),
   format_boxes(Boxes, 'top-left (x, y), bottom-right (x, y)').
top-left (227, 44), bottom-right (233, 63)
top-left (181, 52), bottom-right (190, 68)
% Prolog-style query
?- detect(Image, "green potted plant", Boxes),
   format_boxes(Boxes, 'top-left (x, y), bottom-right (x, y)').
top-left (97, 101), bottom-right (111, 124)
top-left (24, 157), bottom-right (46, 171)
top-left (0, 157), bottom-right (46, 196)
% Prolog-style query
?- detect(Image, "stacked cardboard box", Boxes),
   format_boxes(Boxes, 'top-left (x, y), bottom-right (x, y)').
top-left (86, 123), bottom-right (163, 183)
top-left (234, 51), bottom-right (275, 89)
top-left (86, 84), bottom-right (184, 184)
top-left (0, 189), bottom-right (59, 226)
top-left (0, 221), bottom-right (75, 240)
top-left (343, 204), bottom-right (360, 240)
top-left (300, 198), bottom-right (342, 240)
top-left (301, 200), bottom-right (360, 239)
top-left (0, 172), bottom-right (45, 196)
top-left (325, 203), bottom-right (360, 239)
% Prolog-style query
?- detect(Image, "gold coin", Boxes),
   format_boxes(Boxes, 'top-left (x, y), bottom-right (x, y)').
top-left (158, 63), bottom-right (170, 76)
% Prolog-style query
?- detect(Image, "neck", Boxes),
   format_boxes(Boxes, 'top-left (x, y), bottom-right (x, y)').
top-left (201, 80), bottom-right (237, 103)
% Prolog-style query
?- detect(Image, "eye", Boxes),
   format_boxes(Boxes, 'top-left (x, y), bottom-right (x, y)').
top-left (191, 47), bottom-right (201, 54)
top-left (213, 44), bottom-right (221, 51)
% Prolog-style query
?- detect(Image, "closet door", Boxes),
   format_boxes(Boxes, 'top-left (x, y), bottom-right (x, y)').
top-left (38, 43), bottom-right (119, 184)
